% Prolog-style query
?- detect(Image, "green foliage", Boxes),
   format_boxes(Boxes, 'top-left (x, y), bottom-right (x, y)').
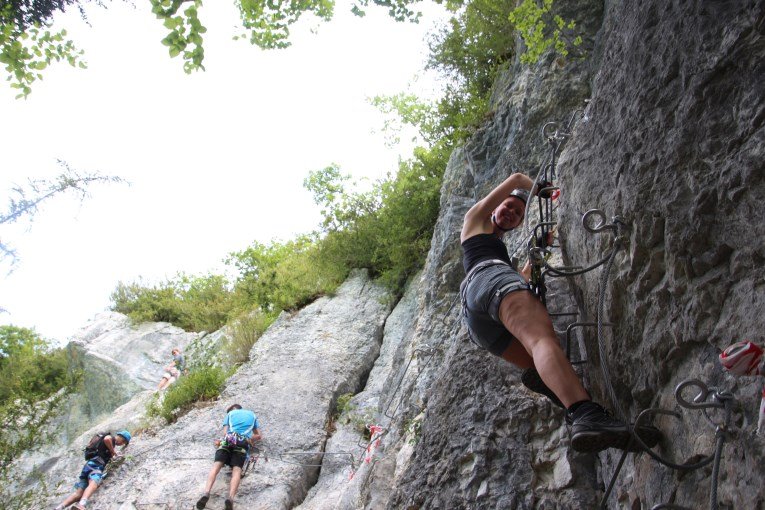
top-left (425, 0), bottom-right (517, 140)
top-left (371, 143), bottom-right (448, 288)
top-left (150, 0), bottom-right (207, 72)
top-left (332, 391), bottom-right (370, 436)
top-left (428, 0), bottom-right (515, 93)
top-left (0, 325), bottom-right (72, 405)
top-left (158, 365), bottom-right (227, 423)
top-left (0, 4), bottom-right (85, 97)
top-left (228, 234), bottom-right (345, 313)
top-left (351, 0), bottom-right (424, 22)
top-left (309, 141), bottom-right (447, 291)
top-left (146, 392), bottom-right (163, 418)
top-left (2, 0), bottom-right (429, 94)
top-left (304, 165), bottom-right (379, 233)
top-left (508, 0), bottom-right (582, 64)
top-left (369, 93), bottom-right (442, 146)
top-left (335, 392), bottom-right (355, 416)
top-left (236, 0), bottom-right (334, 50)
top-left (223, 311), bottom-right (274, 366)
top-left (110, 235), bottom-right (348, 333)
top-left (0, 325), bottom-right (79, 508)
top-left (111, 273), bottom-right (234, 332)
top-left (404, 413), bottom-right (423, 445)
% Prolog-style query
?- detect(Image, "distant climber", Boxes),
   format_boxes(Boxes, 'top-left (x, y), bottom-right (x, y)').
top-left (196, 404), bottom-right (262, 510)
top-left (459, 172), bottom-right (661, 452)
top-left (157, 347), bottom-right (186, 390)
top-left (54, 430), bottom-right (131, 510)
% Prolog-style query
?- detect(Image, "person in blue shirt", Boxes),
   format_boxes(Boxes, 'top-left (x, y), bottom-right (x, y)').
top-left (196, 404), bottom-right (262, 510)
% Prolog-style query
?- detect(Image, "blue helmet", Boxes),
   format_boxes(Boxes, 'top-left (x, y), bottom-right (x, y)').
top-left (116, 430), bottom-right (132, 444)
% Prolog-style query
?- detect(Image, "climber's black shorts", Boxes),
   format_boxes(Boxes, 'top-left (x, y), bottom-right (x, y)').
top-left (460, 262), bottom-right (531, 356)
top-left (215, 446), bottom-right (247, 469)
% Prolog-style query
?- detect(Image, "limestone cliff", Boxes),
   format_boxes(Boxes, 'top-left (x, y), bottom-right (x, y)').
top-left (23, 1), bottom-right (765, 509)
top-left (67, 312), bottom-right (201, 424)
top-left (42, 270), bottom-right (392, 509)
top-left (372, 1), bottom-right (765, 509)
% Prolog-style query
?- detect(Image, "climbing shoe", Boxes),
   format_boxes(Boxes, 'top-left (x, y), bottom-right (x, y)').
top-left (566, 401), bottom-right (664, 452)
top-left (568, 401), bottom-right (635, 452)
top-left (195, 495), bottom-right (209, 509)
top-left (225, 500), bottom-right (234, 510)
top-left (521, 367), bottom-right (565, 409)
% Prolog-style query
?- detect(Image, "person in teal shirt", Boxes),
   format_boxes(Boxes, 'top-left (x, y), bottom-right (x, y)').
top-left (196, 404), bottom-right (262, 510)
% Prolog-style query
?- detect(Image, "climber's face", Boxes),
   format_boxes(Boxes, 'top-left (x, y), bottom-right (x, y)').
top-left (492, 197), bottom-right (525, 231)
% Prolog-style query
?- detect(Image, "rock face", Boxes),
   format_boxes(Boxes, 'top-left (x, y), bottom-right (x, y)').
top-left (15, 312), bottom-right (201, 493)
top-left (66, 312), bottom-right (201, 433)
top-left (44, 269), bottom-right (391, 510)
top-left (555, 1), bottom-right (765, 508)
top-left (369, 1), bottom-right (765, 509)
top-left (21, 1), bottom-right (765, 509)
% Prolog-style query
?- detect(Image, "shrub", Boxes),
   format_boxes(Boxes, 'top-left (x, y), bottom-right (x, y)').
top-left (426, 0), bottom-right (518, 140)
top-left (305, 143), bottom-right (447, 293)
top-left (223, 311), bottom-right (275, 366)
top-left (228, 234), bottom-right (349, 314)
top-left (0, 325), bottom-right (73, 405)
top-left (0, 326), bottom-right (79, 509)
top-left (110, 273), bottom-right (234, 332)
top-left (159, 366), bottom-right (227, 423)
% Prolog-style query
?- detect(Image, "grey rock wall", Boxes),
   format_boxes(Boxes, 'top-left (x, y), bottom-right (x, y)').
top-left (67, 311), bottom-right (200, 422)
top-left (296, 273), bottom-right (423, 510)
top-left (357, 1), bottom-right (764, 509)
top-left (230, 5), bottom-right (761, 508)
top-left (557, 1), bottom-right (765, 508)
top-left (366, 1), bottom-right (608, 508)
top-left (14, 312), bottom-right (201, 490)
top-left (43, 269), bottom-right (392, 510)
top-left (18, 1), bottom-right (765, 509)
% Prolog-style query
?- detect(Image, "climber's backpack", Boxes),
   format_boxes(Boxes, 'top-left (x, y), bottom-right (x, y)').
top-left (83, 432), bottom-right (110, 461)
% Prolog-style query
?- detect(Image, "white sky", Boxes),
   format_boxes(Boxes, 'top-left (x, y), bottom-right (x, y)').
top-left (0, 0), bottom-right (448, 342)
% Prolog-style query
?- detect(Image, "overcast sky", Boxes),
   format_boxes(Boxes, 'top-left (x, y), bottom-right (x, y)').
top-left (0, 1), bottom-right (447, 342)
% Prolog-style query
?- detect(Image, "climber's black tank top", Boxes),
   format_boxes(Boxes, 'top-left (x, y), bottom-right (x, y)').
top-left (461, 233), bottom-right (511, 273)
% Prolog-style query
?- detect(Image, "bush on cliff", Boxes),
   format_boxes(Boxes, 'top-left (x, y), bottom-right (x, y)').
top-left (0, 325), bottom-right (80, 509)
top-left (307, 143), bottom-right (448, 290)
top-left (224, 311), bottom-right (274, 366)
top-left (110, 142), bottom-right (445, 332)
top-left (107, 1), bottom-right (581, 334)
top-left (111, 273), bottom-right (234, 332)
top-left (156, 366), bottom-right (227, 423)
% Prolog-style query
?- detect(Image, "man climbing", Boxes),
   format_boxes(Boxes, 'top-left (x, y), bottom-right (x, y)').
top-left (54, 430), bottom-right (131, 510)
top-left (460, 172), bottom-right (661, 452)
top-left (157, 348), bottom-right (186, 390)
top-left (196, 404), bottom-right (262, 510)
